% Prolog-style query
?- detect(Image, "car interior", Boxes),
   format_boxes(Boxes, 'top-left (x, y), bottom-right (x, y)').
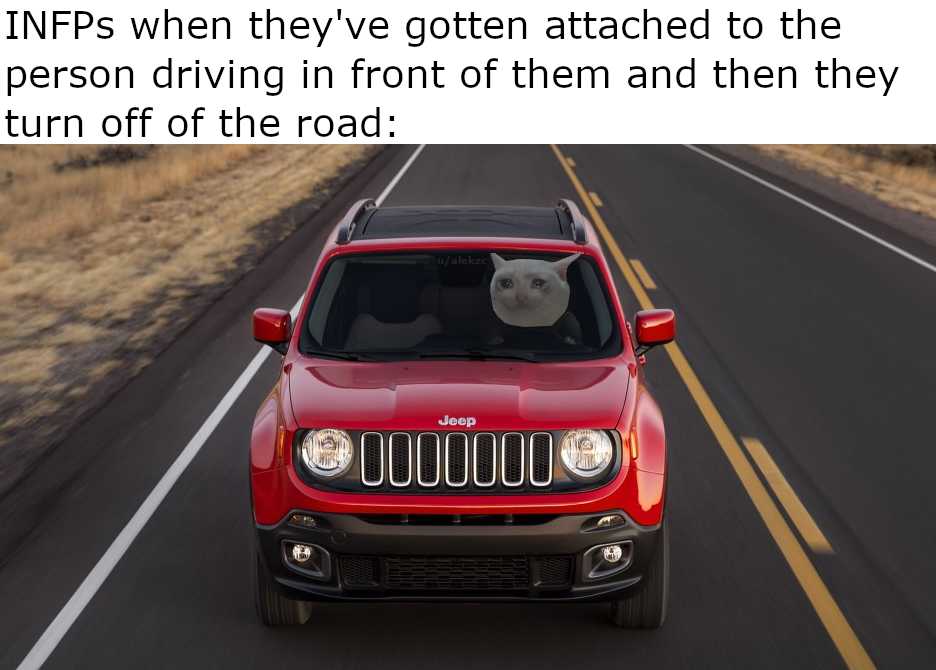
top-left (305, 252), bottom-right (617, 356)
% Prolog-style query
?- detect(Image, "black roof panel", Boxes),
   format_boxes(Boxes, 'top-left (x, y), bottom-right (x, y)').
top-left (356, 206), bottom-right (572, 241)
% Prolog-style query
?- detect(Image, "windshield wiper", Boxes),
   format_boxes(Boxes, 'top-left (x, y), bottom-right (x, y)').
top-left (304, 349), bottom-right (380, 361)
top-left (414, 349), bottom-right (539, 362)
top-left (306, 349), bottom-right (539, 362)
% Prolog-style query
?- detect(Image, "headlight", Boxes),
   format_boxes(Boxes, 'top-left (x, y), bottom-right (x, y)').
top-left (299, 429), bottom-right (353, 478)
top-left (559, 429), bottom-right (613, 479)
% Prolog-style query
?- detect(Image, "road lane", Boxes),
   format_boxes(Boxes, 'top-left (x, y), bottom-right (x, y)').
top-left (740, 436), bottom-right (833, 555)
top-left (684, 145), bottom-right (936, 275)
top-left (566, 144), bottom-right (936, 665)
top-left (550, 144), bottom-right (872, 669)
top-left (2, 144), bottom-right (933, 668)
top-left (42, 145), bottom-right (838, 669)
top-left (11, 145), bottom-right (429, 670)
top-left (0, 147), bottom-right (418, 668)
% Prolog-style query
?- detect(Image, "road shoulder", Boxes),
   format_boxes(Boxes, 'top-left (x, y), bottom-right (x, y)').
top-left (0, 146), bottom-right (396, 564)
top-left (715, 144), bottom-right (936, 250)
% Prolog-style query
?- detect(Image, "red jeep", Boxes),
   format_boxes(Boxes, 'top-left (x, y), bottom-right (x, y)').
top-left (250, 200), bottom-right (674, 627)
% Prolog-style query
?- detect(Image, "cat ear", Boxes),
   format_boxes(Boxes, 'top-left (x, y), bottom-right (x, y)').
top-left (552, 253), bottom-right (581, 280)
top-left (490, 253), bottom-right (507, 270)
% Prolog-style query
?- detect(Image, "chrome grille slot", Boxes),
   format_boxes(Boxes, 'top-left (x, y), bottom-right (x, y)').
top-left (417, 433), bottom-right (440, 487)
top-left (501, 433), bottom-right (524, 487)
top-left (445, 433), bottom-right (469, 487)
top-left (529, 432), bottom-right (553, 487)
top-left (389, 432), bottom-right (411, 487)
top-left (361, 432), bottom-right (383, 486)
top-left (473, 433), bottom-right (496, 487)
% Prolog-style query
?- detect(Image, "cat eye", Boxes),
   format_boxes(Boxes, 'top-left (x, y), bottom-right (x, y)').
top-left (499, 278), bottom-right (514, 289)
top-left (531, 278), bottom-right (546, 289)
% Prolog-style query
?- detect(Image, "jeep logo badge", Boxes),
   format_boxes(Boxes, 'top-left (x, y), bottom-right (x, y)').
top-left (438, 415), bottom-right (477, 429)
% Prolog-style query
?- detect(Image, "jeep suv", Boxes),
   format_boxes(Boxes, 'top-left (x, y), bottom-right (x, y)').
top-left (250, 199), bottom-right (674, 627)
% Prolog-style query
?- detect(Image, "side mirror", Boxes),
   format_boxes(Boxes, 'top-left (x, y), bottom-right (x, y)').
top-left (253, 308), bottom-right (292, 355)
top-left (634, 309), bottom-right (675, 356)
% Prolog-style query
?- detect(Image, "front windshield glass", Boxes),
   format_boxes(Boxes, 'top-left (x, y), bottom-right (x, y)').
top-left (301, 251), bottom-right (621, 362)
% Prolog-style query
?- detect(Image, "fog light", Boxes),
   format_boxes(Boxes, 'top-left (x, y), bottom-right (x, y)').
top-left (282, 541), bottom-right (332, 580)
top-left (596, 514), bottom-right (625, 530)
top-left (584, 540), bottom-right (634, 580)
top-left (291, 543), bottom-right (313, 564)
top-left (602, 544), bottom-right (624, 563)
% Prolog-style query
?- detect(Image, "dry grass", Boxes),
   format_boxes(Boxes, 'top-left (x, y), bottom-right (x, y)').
top-left (754, 145), bottom-right (936, 220)
top-left (0, 143), bottom-right (378, 492)
top-left (0, 145), bottom-right (259, 251)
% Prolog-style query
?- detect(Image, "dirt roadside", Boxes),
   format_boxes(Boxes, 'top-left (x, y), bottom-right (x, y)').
top-left (0, 144), bottom-right (381, 500)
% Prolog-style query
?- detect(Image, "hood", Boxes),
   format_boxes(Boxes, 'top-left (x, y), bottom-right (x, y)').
top-left (287, 360), bottom-right (632, 432)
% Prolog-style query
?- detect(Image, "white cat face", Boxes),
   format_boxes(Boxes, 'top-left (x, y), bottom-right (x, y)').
top-left (490, 253), bottom-right (580, 327)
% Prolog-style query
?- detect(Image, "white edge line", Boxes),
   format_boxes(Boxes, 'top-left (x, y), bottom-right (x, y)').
top-left (684, 144), bottom-right (936, 276)
top-left (376, 144), bottom-right (424, 206)
top-left (16, 144), bottom-right (427, 670)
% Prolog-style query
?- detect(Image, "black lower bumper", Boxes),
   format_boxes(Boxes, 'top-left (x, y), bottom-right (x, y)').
top-left (256, 510), bottom-right (661, 602)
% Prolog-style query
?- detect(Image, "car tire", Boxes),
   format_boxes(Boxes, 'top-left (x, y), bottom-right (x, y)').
top-left (609, 519), bottom-right (669, 629)
top-left (252, 537), bottom-right (313, 626)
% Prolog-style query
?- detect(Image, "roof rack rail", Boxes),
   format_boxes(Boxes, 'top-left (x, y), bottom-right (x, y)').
top-left (336, 199), bottom-right (377, 244)
top-left (557, 199), bottom-right (588, 244)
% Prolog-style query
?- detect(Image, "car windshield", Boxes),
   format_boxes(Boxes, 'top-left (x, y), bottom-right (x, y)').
top-left (300, 250), bottom-right (622, 362)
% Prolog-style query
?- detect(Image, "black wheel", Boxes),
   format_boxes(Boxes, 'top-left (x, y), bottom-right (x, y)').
top-left (609, 519), bottom-right (669, 629)
top-left (252, 537), bottom-right (312, 626)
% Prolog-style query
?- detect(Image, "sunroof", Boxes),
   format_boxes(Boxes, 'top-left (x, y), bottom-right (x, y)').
top-left (357, 206), bottom-right (571, 240)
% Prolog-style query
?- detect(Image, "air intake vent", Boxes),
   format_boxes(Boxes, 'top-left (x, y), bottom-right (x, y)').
top-left (339, 556), bottom-right (379, 588)
top-left (339, 554), bottom-right (575, 593)
top-left (385, 556), bottom-right (529, 591)
top-left (534, 556), bottom-right (573, 587)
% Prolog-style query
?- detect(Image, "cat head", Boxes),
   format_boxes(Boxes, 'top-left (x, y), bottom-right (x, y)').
top-left (489, 253), bottom-right (581, 327)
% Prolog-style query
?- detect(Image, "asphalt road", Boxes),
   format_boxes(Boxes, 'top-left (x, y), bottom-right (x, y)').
top-left (2, 145), bottom-right (935, 669)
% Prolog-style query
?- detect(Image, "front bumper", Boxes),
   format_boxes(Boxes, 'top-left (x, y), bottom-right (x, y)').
top-left (256, 510), bottom-right (661, 602)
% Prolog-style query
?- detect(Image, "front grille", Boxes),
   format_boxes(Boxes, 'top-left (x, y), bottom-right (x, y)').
top-left (339, 555), bottom-right (573, 593)
top-left (535, 556), bottom-right (573, 586)
top-left (355, 514), bottom-right (559, 525)
top-left (339, 556), bottom-right (379, 587)
top-left (387, 556), bottom-right (528, 591)
top-left (360, 431), bottom-right (556, 492)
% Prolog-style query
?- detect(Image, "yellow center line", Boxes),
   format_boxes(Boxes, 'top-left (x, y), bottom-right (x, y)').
top-left (549, 145), bottom-right (654, 311)
top-left (630, 259), bottom-right (657, 290)
top-left (549, 143), bottom-right (874, 670)
top-left (743, 437), bottom-right (834, 554)
top-left (589, 191), bottom-right (604, 208)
